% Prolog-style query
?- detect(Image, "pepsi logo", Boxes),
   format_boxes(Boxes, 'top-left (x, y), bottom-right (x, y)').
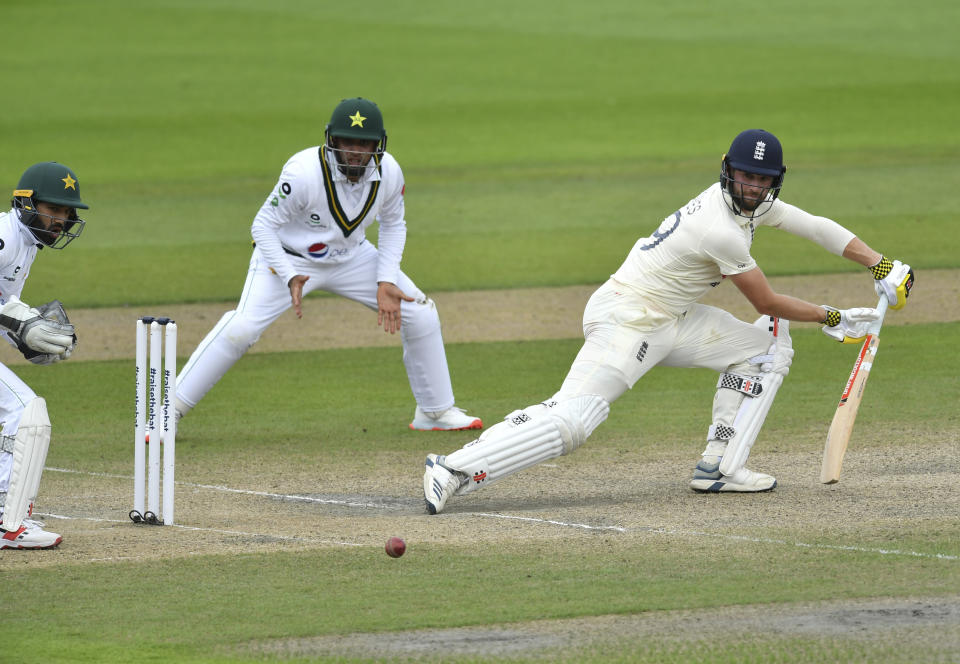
top-left (308, 243), bottom-right (329, 258)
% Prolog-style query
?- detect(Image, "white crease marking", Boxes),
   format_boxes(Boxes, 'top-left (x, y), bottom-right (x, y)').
top-left (33, 511), bottom-right (362, 547)
top-left (44, 466), bottom-right (957, 561)
top-left (475, 513), bottom-right (958, 561)
top-left (46, 467), bottom-right (391, 509)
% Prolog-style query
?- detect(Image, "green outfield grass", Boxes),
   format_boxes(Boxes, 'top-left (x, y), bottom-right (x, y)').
top-left (11, 541), bottom-right (957, 663)
top-left (2, 0), bottom-right (958, 305)
top-left (2, 1), bottom-right (958, 662)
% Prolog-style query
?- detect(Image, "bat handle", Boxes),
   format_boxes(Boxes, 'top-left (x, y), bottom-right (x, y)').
top-left (868, 294), bottom-right (889, 335)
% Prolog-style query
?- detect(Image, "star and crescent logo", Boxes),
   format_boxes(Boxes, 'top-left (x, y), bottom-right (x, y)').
top-left (62, 174), bottom-right (77, 190)
top-left (348, 111), bottom-right (366, 127)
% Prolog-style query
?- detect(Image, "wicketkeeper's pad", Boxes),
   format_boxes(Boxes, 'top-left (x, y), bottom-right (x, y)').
top-left (1, 398), bottom-right (51, 531)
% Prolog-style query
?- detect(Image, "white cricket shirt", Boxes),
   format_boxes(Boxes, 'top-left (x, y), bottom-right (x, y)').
top-left (612, 182), bottom-right (855, 316)
top-left (250, 146), bottom-right (407, 288)
top-left (0, 209), bottom-right (40, 307)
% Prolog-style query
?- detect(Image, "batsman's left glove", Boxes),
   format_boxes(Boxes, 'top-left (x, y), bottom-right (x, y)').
top-left (820, 305), bottom-right (880, 344)
top-left (870, 256), bottom-right (914, 310)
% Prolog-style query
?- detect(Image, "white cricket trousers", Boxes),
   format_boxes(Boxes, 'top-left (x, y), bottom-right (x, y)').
top-left (558, 279), bottom-right (771, 404)
top-left (0, 363), bottom-right (38, 520)
top-left (177, 243), bottom-right (457, 412)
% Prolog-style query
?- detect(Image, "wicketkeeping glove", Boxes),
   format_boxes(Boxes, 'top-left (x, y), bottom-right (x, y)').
top-left (0, 297), bottom-right (77, 363)
top-left (820, 305), bottom-right (880, 344)
top-left (869, 256), bottom-right (914, 310)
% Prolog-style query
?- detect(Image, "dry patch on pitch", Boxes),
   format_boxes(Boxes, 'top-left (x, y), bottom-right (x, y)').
top-left (245, 596), bottom-right (960, 661)
top-left (17, 268), bottom-right (958, 365)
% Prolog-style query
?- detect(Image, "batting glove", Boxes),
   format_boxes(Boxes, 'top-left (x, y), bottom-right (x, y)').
top-left (820, 305), bottom-right (880, 344)
top-left (870, 256), bottom-right (914, 310)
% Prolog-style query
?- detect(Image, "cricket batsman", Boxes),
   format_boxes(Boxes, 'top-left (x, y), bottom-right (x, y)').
top-left (0, 162), bottom-right (86, 548)
top-left (176, 98), bottom-right (481, 431)
top-left (424, 129), bottom-right (914, 514)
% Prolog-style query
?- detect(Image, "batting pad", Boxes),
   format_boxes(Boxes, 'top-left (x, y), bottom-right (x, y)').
top-left (447, 415), bottom-right (561, 495)
top-left (3, 397), bottom-right (51, 531)
top-left (445, 394), bottom-right (609, 495)
top-left (714, 317), bottom-right (791, 476)
top-left (546, 393), bottom-right (610, 452)
top-left (718, 371), bottom-right (783, 476)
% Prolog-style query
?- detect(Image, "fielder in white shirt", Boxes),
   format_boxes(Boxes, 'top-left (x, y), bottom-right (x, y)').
top-left (176, 98), bottom-right (481, 432)
top-left (423, 129), bottom-right (914, 514)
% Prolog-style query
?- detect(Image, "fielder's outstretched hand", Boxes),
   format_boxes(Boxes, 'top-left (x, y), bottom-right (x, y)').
top-left (377, 281), bottom-right (415, 334)
top-left (820, 305), bottom-right (880, 344)
top-left (288, 275), bottom-right (310, 319)
top-left (870, 256), bottom-right (914, 310)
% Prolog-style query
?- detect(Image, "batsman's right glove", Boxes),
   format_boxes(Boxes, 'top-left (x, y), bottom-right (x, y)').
top-left (869, 256), bottom-right (914, 310)
top-left (820, 305), bottom-right (880, 344)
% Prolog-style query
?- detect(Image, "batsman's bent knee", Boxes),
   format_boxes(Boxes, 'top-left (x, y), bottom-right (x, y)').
top-left (544, 393), bottom-right (610, 454)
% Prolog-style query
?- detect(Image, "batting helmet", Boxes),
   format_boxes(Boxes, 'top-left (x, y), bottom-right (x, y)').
top-left (720, 129), bottom-right (787, 219)
top-left (12, 162), bottom-right (87, 249)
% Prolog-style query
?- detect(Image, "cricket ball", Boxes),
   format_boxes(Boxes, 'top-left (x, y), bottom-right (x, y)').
top-left (385, 536), bottom-right (406, 558)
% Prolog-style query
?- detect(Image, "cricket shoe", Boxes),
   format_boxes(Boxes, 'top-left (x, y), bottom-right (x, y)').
top-left (689, 456), bottom-right (777, 493)
top-left (410, 406), bottom-right (482, 431)
top-left (1, 518), bottom-right (62, 549)
top-left (423, 454), bottom-right (466, 514)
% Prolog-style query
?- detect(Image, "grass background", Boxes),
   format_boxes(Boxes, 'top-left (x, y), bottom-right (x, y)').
top-left (2, 0), bottom-right (957, 305)
top-left (1, 1), bottom-right (958, 662)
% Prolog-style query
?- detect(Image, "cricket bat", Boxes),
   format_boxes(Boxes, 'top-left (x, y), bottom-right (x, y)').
top-left (820, 295), bottom-right (890, 484)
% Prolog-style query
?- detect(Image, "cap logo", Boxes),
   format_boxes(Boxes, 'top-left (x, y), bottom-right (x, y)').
top-left (348, 111), bottom-right (366, 128)
top-left (62, 174), bottom-right (77, 190)
top-left (753, 141), bottom-right (766, 161)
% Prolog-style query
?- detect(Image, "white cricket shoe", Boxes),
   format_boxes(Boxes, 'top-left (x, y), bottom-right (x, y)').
top-left (1, 518), bottom-right (62, 549)
top-left (689, 457), bottom-right (777, 493)
top-left (409, 406), bottom-right (482, 431)
top-left (423, 454), bottom-right (466, 514)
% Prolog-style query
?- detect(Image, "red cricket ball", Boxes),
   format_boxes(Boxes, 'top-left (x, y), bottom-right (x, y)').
top-left (385, 536), bottom-right (406, 558)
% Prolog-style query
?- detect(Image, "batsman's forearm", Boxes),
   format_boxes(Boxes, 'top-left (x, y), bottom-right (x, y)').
top-left (754, 294), bottom-right (827, 323)
top-left (841, 237), bottom-right (883, 268)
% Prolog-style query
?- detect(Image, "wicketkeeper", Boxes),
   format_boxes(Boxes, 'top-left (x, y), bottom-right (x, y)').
top-left (0, 162), bottom-right (87, 548)
top-left (424, 129), bottom-right (914, 514)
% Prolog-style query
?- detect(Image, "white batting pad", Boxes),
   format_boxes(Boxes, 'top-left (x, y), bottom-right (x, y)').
top-left (716, 318), bottom-right (791, 476)
top-left (2, 398), bottom-right (51, 531)
top-left (547, 393), bottom-right (610, 453)
top-left (444, 394), bottom-right (609, 496)
top-left (447, 415), bottom-right (561, 495)
top-left (718, 371), bottom-right (783, 476)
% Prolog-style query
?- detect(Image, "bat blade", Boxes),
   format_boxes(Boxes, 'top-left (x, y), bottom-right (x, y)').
top-left (820, 333), bottom-right (880, 483)
top-left (820, 295), bottom-right (889, 484)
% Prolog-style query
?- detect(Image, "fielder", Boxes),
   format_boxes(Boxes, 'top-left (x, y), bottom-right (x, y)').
top-left (0, 162), bottom-right (86, 548)
top-left (424, 129), bottom-right (915, 514)
top-left (176, 98), bottom-right (481, 431)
